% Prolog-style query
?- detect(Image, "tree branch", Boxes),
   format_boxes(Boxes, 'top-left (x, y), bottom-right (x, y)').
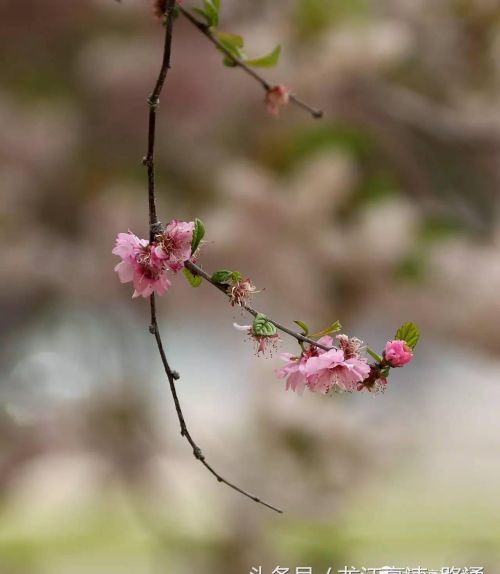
top-left (178, 5), bottom-right (324, 120)
top-left (144, 1), bottom-right (282, 514)
top-left (185, 260), bottom-right (332, 352)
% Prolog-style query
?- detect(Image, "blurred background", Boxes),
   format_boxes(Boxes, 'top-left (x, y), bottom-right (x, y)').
top-left (1, 0), bottom-right (500, 572)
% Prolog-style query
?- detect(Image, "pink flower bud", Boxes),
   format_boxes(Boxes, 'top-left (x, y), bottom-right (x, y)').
top-left (384, 340), bottom-right (413, 367)
top-left (265, 85), bottom-right (290, 116)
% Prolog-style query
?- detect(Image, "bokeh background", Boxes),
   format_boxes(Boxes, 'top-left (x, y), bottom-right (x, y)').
top-left (2, 0), bottom-right (500, 572)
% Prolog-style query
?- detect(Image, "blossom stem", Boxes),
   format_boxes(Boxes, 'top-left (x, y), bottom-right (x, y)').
top-left (185, 260), bottom-right (332, 352)
top-left (144, 1), bottom-right (282, 514)
top-left (178, 5), bottom-right (324, 120)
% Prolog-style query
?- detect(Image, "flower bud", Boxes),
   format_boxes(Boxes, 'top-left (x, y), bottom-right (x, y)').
top-left (384, 339), bottom-right (413, 367)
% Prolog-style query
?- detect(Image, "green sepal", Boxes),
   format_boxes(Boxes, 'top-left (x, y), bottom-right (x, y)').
top-left (366, 347), bottom-right (382, 363)
top-left (380, 367), bottom-right (390, 378)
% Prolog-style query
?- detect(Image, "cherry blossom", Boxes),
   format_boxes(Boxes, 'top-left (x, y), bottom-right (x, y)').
top-left (113, 231), bottom-right (171, 298)
top-left (154, 219), bottom-right (195, 273)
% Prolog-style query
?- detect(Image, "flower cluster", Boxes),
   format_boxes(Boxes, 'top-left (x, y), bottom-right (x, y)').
top-left (113, 219), bottom-right (195, 298)
top-left (277, 335), bottom-right (415, 395)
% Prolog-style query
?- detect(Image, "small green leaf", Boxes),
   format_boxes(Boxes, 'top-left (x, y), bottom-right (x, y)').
top-left (192, 0), bottom-right (219, 27)
top-left (203, 0), bottom-right (220, 26)
top-left (211, 270), bottom-right (234, 284)
top-left (253, 313), bottom-right (277, 337)
top-left (310, 320), bottom-right (342, 340)
top-left (215, 30), bottom-right (246, 63)
top-left (183, 268), bottom-right (202, 288)
top-left (244, 45), bottom-right (281, 68)
top-left (215, 30), bottom-right (244, 49)
top-left (395, 321), bottom-right (420, 350)
top-left (211, 270), bottom-right (242, 284)
top-left (366, 347), bottom-right (382, 363)
top-left (191, 218), bottom-right (205, 255)
top-left (294, 320), bottom-right (310, 336)
top-left (192, 7), bottom-right (210, 23)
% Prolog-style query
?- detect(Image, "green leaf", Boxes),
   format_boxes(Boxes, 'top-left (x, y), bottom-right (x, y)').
top-left (211, 270), bottom-right (242, 284)
top-left (244, 45), bottom-right (281, 68)
top-left (215, 30), bottom-right (244, 49)
top-left (395, 322), bottom-right (420, 350)
top-left (253, 313), bottom-right (277, 337)
top-left (191, 218), bottom-right (205, 255)
top-left (203, 0), bottom-right (220, 26)
top-left (294, 320), bottom-right (310, 336)
top-left (183, 268), bottom-right (202, 288)
top-left (211, 270), bottom-right (234, 284)
top-left (192, 7), bottom-right (211, 23)
top-left (214, 30), bottom-right (246, 63)
top-left (366, 347), bottom-right (382, 363)
top-left (309, 320), bottom-right (341, 340)
top-left (192, 0), bottom-right (220, 27)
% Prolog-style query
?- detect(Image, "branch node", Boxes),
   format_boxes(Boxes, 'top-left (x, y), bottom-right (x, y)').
top-left (193, 446), bottom-right (205, 460)
top-left (150, 221), bottom-right (164, 235)
top-left (172, 370), bottom-right (180, 380)
top-left (148, 95), bottom-right (159, 109)
top-left (149, 324), bottom-right (156, 334)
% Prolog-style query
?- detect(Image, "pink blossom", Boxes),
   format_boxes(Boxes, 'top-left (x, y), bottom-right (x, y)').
top-left (276, 336), bottom-right (333, 394)
top-left (229, 278), bottom-right (257, 307)
top-left (276, 353), bottom-right (310, 395)
top-left (305, 348), bottom-right (370, 393)
top-left (113, 231), bottom-right (171, 298)
top-left (155, 219), bottom-right (195, 272)
top-left (265, 85), bottom-right (290, 116)
top-left (384, 339), bottom-right (413, 367)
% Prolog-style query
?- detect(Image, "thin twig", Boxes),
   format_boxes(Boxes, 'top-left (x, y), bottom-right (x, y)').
top-left (144, 1), bottom-right (282, 514)
top-left (178, 5), bottom-right (324, 120)
top-left (185, 260), bottom-right (332, 352)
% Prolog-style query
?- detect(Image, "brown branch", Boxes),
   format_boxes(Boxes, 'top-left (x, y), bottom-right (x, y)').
top-left (185, 260), bottom-right (332, 352)
top-left (144, 1), bottom-right (282, 514)
top-left (178, 5), bottom-right (324, 120)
